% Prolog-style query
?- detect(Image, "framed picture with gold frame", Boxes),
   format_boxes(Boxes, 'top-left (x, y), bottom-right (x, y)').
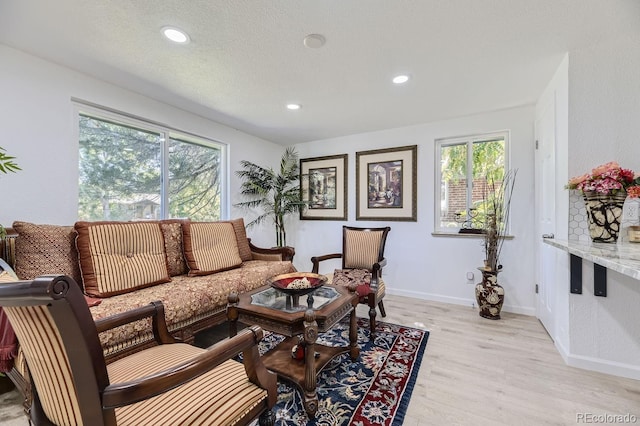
top-left (300, 154), bottom-right (348, 220)
top-left (356, 145), bottom-right (417, 221)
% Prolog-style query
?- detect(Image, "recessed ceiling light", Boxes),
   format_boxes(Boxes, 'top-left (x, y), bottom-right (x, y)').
top-left (392, 74), bottom-right (410, 84)
top-left (162, 26), bottom-right (190, 44)
top-left (286, 104), bottom-right (302, 110)
top-left (303, 34), bottom-right (326, 49)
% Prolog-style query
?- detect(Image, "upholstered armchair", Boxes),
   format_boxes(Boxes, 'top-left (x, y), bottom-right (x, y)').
top-left (0, 275), bottom-right (277, 426)
top-left (311, 226), bottom-right (390, 338)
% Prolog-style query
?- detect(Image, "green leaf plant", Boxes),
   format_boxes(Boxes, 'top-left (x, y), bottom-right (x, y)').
top-left (0, 146), bottom-right (21, 239)
top-left (481, 168), bottom-right (517, 273)
top-left (0, 147), bottom-right (20, 175)
top-left (234, 147), bottom-right (305, 247)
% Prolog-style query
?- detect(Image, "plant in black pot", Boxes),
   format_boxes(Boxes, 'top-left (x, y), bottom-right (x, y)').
top-left (475, 168), bottom-right (517, 320)
top-left (234, 147), bottom-right (305, 248)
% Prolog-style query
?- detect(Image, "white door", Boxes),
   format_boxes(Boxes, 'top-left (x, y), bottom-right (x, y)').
top-left (535, 96), bottom-right (556, 337)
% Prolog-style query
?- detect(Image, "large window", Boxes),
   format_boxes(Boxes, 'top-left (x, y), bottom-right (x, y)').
top-left (77, 107), bottom-right (225, 221)
top-left (435, 131), bottom-right (509, 233)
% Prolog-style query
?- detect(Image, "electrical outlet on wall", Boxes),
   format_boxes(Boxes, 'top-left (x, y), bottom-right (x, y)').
top-left (624, 202), bottom-right (639, 221)
top-left (466, 271), bottom-right (475, 284)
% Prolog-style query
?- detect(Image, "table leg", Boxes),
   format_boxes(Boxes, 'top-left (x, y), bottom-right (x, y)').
top-left (227, 293), bottom-right (239, 337)
top-left (368, 292), bottom-right (377, 339)
top-left (302, 309), bottom-right (318, 418)
top-left (349, 299), bottom-right (360, 361)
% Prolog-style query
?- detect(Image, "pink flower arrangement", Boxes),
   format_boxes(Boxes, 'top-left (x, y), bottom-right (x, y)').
top-left (566, 161), bottom-right (639, 196)
top-left (628, 185), bottom-right (640, 199)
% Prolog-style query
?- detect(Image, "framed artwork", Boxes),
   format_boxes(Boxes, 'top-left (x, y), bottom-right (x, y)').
top-left (356, 145), bottom-right (417, 221)
top-left (300, 154), bottom-right (348, 220)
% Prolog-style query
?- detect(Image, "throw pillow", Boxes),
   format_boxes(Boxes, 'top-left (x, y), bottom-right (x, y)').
top-left (182, 222), bottom-right (242, 276)
top-left (160, 219), bottom-right (188, 276)
top-left (75, 221), bottom-right (171, 297)
top-left (223, 218), bottom-right (253, 262)
top-left (12, 221), bottom-right (82, 284)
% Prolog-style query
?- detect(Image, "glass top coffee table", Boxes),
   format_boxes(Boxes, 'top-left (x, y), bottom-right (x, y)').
top-left (227, 283), bottom-right (359, 418)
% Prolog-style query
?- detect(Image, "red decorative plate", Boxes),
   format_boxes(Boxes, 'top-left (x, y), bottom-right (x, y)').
top-left (266, 272), bottom-right (327, 296)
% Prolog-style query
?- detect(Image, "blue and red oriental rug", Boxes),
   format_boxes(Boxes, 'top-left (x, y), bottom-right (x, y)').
top-left (255, 318), bottom-right (429, 425)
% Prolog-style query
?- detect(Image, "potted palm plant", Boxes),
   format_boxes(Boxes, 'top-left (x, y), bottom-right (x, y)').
top-left (475, 168), bottom-right (517, 320)
top-left (0, 146), bottom-right (19, 392)
top-left (235, 147), bottom-right (305, 247)
top-left (0, 147), bottom-right (20, 240)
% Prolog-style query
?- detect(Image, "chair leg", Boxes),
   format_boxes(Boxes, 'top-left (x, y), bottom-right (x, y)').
top-left (378, 300), bottom-right (387, 317)
top-left (368, 293), bottom-right (377, 339)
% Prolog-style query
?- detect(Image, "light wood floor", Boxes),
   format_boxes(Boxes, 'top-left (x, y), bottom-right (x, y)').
top-left (376, 295), bottom-right (640, 425)
top-left (2, 295), bottom-right (639, 425)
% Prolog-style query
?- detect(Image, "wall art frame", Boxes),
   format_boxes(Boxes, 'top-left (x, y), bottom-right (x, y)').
top-left (356, 145), bottom-right (417, 221)
top-left (300, 153), bottom-right (348, 220)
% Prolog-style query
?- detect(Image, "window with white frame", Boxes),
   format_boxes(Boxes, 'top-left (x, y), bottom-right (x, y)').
top-left (77, 106), bottom-right (225, 221)
top-left (435, 131), bottom-right (509, 233)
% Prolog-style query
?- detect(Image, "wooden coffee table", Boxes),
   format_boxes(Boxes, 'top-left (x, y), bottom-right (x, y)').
top-left (227, 283), bottom-right (359, 418)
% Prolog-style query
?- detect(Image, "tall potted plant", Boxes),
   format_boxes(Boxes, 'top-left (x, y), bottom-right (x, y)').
top-left (235, 147), bottom-right (305, 247)
top-left (0, 147), bottom-right (19, 390)
top-left (0, 147), bottom-right (20, 239)
top-left (475, 168), bottom-right (517, 320)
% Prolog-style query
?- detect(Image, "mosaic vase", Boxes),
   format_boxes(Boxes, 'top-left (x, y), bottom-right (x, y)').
top-left (475, 269), bottom-right (504, 320)
top-left (583, 191), bottom-right (626, 243)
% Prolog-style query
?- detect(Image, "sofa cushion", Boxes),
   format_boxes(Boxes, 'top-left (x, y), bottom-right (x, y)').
top-left (109, 348), bottom-right (267, 426)
top-left (183, 222), bottom-right (242, 276)
top-left (224, 218), bottom-right (252, 262)
top-left (75, 221), bottom-right (171, 297)
top-left (12, 221), bottom-right (82, 284)
top-left (89, 260), bottom-right (296, 357)
top-left (160, 220), bottom-right (188, 276)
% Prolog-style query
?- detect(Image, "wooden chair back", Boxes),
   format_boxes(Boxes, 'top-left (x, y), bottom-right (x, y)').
top-left (0, 275), bottom-right (114, 425)
top-left (342, 226), bottom-right (390, 270)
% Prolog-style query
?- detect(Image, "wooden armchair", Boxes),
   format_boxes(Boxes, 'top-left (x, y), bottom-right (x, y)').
top-left (0, 275), bottom-right (277, 426)
top-left (311, 226), bottom-right (390, 338)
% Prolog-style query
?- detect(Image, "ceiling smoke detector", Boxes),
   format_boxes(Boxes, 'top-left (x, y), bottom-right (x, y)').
top-left (303, 34), bottom-right (326, 49)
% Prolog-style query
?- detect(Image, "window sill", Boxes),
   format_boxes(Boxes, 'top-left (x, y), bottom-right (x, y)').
top-left (431, 232), bottom-right (515, 239)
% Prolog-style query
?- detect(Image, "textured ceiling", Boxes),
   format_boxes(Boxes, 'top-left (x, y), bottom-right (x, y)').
top-left (1, 0), bottom-right (639, 145)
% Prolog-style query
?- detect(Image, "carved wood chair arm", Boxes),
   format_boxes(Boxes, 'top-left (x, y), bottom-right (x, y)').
top-left (310, 253), bottom-right (342, 273)
top-left (370, 258), bottom-right (387, 289)
top-left (248, 238), bottom-right (295, 261)
top-left (102, 325), bottom-right (272, 409)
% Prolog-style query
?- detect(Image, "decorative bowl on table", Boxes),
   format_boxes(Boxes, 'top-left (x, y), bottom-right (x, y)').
top-left (266, 272), bottom-right (327, 297)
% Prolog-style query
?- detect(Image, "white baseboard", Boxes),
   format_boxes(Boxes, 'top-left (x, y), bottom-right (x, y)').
top-left (555, 333), bottom-right (640, 380)
top-left (386, 288), bottom-right (535, 316)
top-left (387, 290), bottom-right (640, 381)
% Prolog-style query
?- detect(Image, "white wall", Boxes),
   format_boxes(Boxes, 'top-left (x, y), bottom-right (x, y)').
top-left (548, 34), bottom-right (640, 379)
top-left (293, 106), bottom-right (537, 315)
top-left (0, 45), bottom-right (281, 247)
top-left (0, 43), bottom-right (538, 315)
top-left (569, 33), bottom-right (640, 176)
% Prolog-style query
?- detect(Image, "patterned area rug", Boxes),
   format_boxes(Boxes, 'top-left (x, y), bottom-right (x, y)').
top-left (253, 318), bottom-right (429, 426)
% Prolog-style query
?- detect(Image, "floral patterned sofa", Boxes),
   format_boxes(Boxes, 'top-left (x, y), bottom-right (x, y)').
top-left (0, 218), bottom-right (295, 409)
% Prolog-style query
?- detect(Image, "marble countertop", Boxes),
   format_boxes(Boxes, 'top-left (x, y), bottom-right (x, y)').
top-left (544, 239), bottom-right (640, 280)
